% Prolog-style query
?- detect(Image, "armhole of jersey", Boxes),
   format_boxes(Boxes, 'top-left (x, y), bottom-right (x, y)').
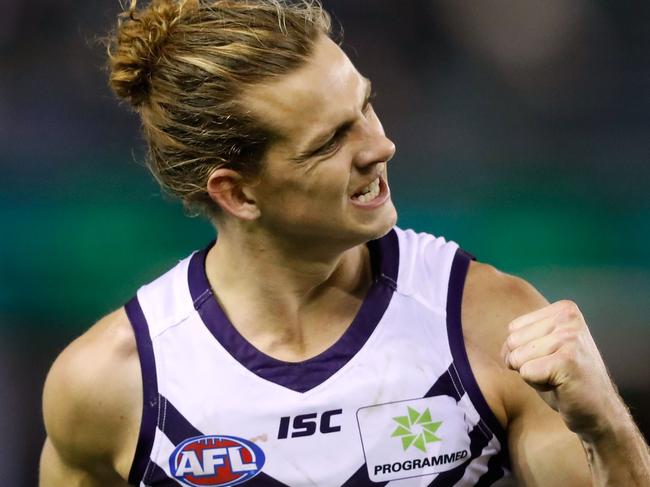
top-left (125, 296), bottom-right (159, 486)
top-left (446, 248), bottom-right (509, 450)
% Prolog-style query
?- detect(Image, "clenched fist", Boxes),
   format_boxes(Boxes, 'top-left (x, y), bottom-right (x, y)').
top-left (501, 300), bottom-right (625, 441)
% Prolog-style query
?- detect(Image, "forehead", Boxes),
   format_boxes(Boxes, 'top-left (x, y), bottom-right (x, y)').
top-left (242, 36), bottom-right (365, 148)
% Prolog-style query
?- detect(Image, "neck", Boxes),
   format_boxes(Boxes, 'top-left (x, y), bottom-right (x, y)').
top-left (207, 228), bottom-right (370, 305)
top-left (203, 226), bottom-right (373, 360)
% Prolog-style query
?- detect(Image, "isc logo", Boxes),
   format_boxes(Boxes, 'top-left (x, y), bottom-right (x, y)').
top-left (169, 435), bottom-right (265, 487)
top-left (277, 409), bottom-right (343, 439)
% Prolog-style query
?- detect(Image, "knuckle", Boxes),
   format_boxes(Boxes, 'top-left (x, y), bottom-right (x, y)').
top-left (558, 300), bottom-right (581, 320)
top-left (554, 326), bottom-right (577, 342)
top-left (551, 325), bottom-right (566, 339)
top-left (508, 320), bottom-right (518, 333)
top-left (518, 362), bottom-right (532, 378)
top-left (557, 299), bottom-right (576, 309)
top-left (508, 350), bottom-right (520, 370)
top-left (557, 346), bottom-right (577, 366)
top-left (565, 333), bottom-right (578, 347)
top-left (506, 334), bottom-right (518, 350)
top-left (518, 362), bottom-right (542, 383)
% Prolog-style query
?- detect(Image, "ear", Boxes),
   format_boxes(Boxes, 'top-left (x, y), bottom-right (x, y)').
top-left (206, 168), bottom-right (260, 220)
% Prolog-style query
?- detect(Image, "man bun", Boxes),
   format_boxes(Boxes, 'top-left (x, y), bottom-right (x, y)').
top-left (105, 0), bottom-right (331, 218)
top-left (108, 0), bottom-right (192, 108)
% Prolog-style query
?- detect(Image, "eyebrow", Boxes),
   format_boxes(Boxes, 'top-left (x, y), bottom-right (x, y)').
top-left (293, 77), bottom-right (373, 161)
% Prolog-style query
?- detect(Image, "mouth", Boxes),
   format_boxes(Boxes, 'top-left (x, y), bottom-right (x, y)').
top-left (350, 174), bottom-right (390, 208)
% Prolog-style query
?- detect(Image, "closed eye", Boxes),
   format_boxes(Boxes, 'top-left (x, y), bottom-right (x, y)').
top-left (311, 118), bottom-right (359, 157)
top-left (314, 137), bottom-right (341, 156)
top-left (312, 98), bottom-right (376, 157)
top-left (295, 81), bottom-right (377, 163)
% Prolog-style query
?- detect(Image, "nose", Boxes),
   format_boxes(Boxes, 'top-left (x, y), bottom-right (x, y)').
top-left (353, 130), bottom-right (396, 169)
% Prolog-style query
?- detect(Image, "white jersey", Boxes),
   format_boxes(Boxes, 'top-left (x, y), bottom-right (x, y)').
top-left (125, 227), bottom-right (510, 487)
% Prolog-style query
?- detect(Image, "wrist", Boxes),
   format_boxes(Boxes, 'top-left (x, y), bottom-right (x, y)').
top-left (579, 409), bottom-right (650, 487)
top-left (579, 403), bottom-right (635, 446)
top-left (576, 396), bottom-right (631, 444)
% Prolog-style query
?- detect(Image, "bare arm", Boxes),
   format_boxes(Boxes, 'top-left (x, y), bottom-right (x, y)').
top-left (464, 262), bottom-right (650, 486)
top-left (39, 438), bottom-right (125, 487)
top-left (583, 416), bottom-right (650, 487)
top-left (502, 298), bottom-right (650, 486)
top-left (40, 309), bottom-right (141, 486)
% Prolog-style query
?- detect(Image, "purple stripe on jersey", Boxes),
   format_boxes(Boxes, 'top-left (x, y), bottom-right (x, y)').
top-left (427, 420), bottom-right (492, 486)
top-left (371, 227), bottom-right (399, 286)
top-left (144, 462), bottom-right (179, 486)
top-left (474, 451), bottom-right (507, 486)
top-left (187, 229), bottom-right (400, 393)
top-left (424, 363), bottom-right (464, 401)
top-left (446, 248), bottom-right (510, 451)
top-left (158, 395), bottom-right (202, 445)
top-left (125, 296), bottom-right (160, 486)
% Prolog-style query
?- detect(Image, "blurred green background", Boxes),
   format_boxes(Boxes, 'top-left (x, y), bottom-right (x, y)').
top-left (1, 0), bottom-right (648, 484)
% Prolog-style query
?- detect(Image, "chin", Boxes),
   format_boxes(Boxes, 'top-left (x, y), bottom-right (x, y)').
top-left (360, 206), bottom-right (398, 242)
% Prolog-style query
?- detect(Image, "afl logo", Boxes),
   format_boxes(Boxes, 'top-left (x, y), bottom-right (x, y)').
top-left (169, 435), bottom-right (265, 487)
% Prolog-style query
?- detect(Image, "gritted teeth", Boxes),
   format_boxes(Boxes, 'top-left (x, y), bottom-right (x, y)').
top-left (352, 177), bottom-right (381, 202)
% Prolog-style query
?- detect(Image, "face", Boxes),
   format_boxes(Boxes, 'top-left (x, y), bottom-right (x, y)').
top-left (241, 35), bottom-right (397, 250)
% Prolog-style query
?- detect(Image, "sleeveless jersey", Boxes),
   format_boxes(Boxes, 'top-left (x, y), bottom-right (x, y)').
top-left (125, 227), bottom-right (510, 487)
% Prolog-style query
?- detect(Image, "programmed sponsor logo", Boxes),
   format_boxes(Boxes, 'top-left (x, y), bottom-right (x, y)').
top-left (373, 449), bottom-right (468, 476)
top-left (357, 396), bottom-right (471, 482)
top-left (169, 435), bottom-right (265, 487)
top-left (391, 406), bottom-right (442, 453)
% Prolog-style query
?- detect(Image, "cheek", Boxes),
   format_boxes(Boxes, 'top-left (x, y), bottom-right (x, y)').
top-left (316, 155), bottom-right (354, 191)
top-left (261, 158), bottom-right (352, 211)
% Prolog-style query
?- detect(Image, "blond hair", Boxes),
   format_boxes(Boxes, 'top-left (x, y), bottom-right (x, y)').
top-left (108, 0), bottom-right (331, 217)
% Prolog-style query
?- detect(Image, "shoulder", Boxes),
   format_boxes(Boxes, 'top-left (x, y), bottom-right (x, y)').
top-left (460, 261), bottom-right (550, 426)
top-left (42, 308), bottom-right (142, 477)
top-left (462, 261), bottom-right (549, 357)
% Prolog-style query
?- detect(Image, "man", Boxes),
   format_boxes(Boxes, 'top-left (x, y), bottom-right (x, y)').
top-left (40, 0), bottom-right (649, 485)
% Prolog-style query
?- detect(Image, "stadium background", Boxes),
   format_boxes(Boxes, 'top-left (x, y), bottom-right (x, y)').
top-left (1, 0), bottom-right (648, 484)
